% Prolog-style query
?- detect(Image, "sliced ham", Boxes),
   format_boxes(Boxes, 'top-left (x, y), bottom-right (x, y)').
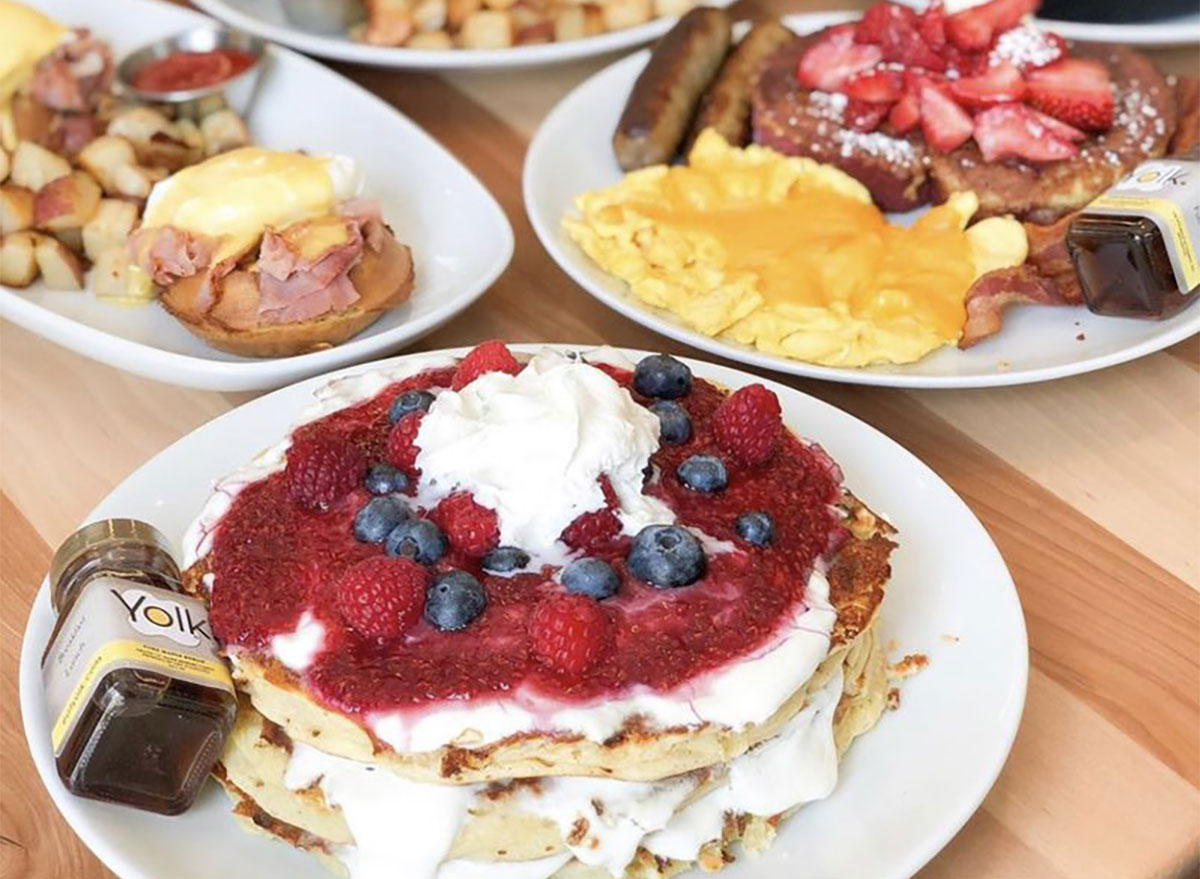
top-left (337, 198), bottom-right (387, 251)
top-left (959, 264), bottom-right (1067, 349)
top-left (256, 219), bottom-right (364, 325)
top-left (31, 30), bottom-right (114, 113)
top-left (129, 226), bottom-right (218, 286)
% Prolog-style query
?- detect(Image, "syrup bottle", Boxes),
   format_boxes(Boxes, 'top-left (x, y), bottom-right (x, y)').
top-left (1066, 148), bottom-right (1199, 319)
top-left (41, 519), bottom-right (236, 815)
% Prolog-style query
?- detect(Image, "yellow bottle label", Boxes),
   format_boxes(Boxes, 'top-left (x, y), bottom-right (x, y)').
top-left (1089, 192), bottom-right (1199, 292)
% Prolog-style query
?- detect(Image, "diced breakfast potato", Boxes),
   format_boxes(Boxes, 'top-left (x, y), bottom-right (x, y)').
top-left (483, 0), bottom-right (518, 10)
top-left (34, 172), bottom-right (103, 232)
top-left (582, 5), bottom-right (605, 36)
top-left (511, 3), bottom-right (554, 43)
top-left (413, 0), bottom-right (448, 32)
top-left (0, 185), bottom-right (36, 234)
top-left (83, 199), bottom-right (140, 263)
top-left (174, 119), bottom-right (205, 153)
top-left (91, 245), bottom-right (133, 301)
top-left (199, 110), bottom-right (249, 156)
top-left (111, 164), bottom-right (154, 199)
top-left (108, 107), bottom-right (201, 171)
top-left (364, 0), bottom-right (414, 44)
top-left (10, 141), bottom-right (72, 191)
top-left (33, 234), bottom-right (86, 290)
top-left (192, 94), bottom-right (228, 118)
top-left (448, 0), bottom-right (483, 28)
top-left (553, 6), bottom-right (586, 41)
top-left (652, 0), bottom-right (695, 16)
top-left (601, 0), bottom-right (651, 30)
top-left (11, 95), bottom-right (54, 145)
top-left (459, 9), bottom-right (514, 47)
top-left (77, 135), bottom-right (139, 194)
top-left (106, 107), bottom-right (174, 144)
top-left (407, 31), bottom-right (455, 48)
top-left (0, 231), bottom-right (39, 287)
top-left (0, 146), bottom-right (9, 184)
top-left (52, 227), bottom-right (84, 254)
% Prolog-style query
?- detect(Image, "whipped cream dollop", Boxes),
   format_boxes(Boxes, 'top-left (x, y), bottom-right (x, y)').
top-left (414, 350), bottom-right (673, 564)
top-left (282, 668), bottom-right (846, 879)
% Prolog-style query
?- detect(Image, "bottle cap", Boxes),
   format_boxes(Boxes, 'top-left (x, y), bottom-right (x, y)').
top-left (49, 519), bottom-right (176, 614)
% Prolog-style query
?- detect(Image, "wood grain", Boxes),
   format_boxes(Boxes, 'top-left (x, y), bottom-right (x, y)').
top-left (1, 2), bottom-right (1198, 879)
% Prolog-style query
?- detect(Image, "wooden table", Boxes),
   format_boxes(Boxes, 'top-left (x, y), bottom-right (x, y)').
top-left (2, 2), bottom-right (1198, 877)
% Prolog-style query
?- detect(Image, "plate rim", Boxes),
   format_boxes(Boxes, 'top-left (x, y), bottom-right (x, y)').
top-left (521, 22), bottom-right (1200, 390)
top-left (189, 0), bottom-right (736, 69)
top-left (18, 341), bottom-right (1029, 879)
top-left (0, 0), bottom-right (515, 392)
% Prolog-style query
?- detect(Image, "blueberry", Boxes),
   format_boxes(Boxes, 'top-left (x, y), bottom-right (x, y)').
top-left (364, 464), bottom-right (408, 496)
top-left (735, 511), bottom-right (775, 547)
top-left (633, 354), bottom-right (692, 399)
top-left (388, 390), bottom-right (436, 423)
top-left (649, 400), bottom-right (692, 445)
top-left (677, 455), bottom-right (728, 493)
top-left (425, 570), bottom-right (487, 631)
top-left (385, 518), bottom-right (446, 565)
top-left (482, 546), bottom-right (531, 574)
top-left (353, 495), bottom-right (410, 543)
top-left (562, 557), bottom-right (620, 600)
top-left (627, 525), bottom-right (706, 588)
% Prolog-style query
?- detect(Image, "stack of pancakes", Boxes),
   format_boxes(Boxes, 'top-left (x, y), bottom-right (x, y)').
top-left (190, 490), bottom-right (895, 879)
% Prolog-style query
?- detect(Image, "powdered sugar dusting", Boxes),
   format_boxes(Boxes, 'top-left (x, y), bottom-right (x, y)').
top-left (989, 23), bottom-right (1062, 70)
top-left (834, 129), bottom-right (916, 164)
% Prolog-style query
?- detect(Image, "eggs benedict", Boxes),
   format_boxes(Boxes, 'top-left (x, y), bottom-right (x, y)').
top-left (130, 147), bottom-right (415, 357)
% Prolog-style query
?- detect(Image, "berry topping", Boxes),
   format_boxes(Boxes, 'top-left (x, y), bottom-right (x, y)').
top-left (797, 24), bottom-right (883, 92)
top-left (1025, 57), bottom-right (1114, 131)
top-left (353, 495), bottom-right (410, 543)
top-left (633, 353), bottom-right (693, 399)
top-left (973, 103), bottom-right (1079, 162)
top-left (843, 68), bottom-right (904, 104)
top-left (945, 0), bottom-right (1037, 51)
top-left (386, 410), bottom-right (425, 475)
top-left (735, 511), bottom-right (776, 547)
top-left (424, 570), bottom-right (487, 631)
top-left (452, 340), bottom-right (522, 391)
top-left (649, 400), bottom-right (693, 445)
top-left (336, 556), bottom-right (428, 640)
top-left (627, 524), bottom-right (706, 589)
top-left (388, 389), bottom-right (435, 424)
top-left (711, 383), bottom-right (782, 467)
top-left (286, 439), bottom-right (365, 511)
top-left (845, 99), bottom-right (891, 133)
top-left (432, 492), bottom-right (500, 557)
top-left (560, 477), bottom-right (623, 552)
top-left (482, 546), bottom-right (531, 573)
top-left (562, 557), bottom-right (620, 600)
top-left (918, 80), bottom-right (974, 153)
top-left (855, 1), bottom-right (945, 71)
top-left (364, 464), bottom-right (409, 496)
top-left (677, 455), bottom-right (729, 493)
top-left (385, 517), bottom-right (447, 565)
top-left (947, 61), bottom-right (1026, 110)
top-left (529, 594), bottom-right (611, 675)
top-left (887, 85), bottom-right (922, 133)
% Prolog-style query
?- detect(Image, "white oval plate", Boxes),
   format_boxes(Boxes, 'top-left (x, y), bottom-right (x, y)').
top-left (191, 0), bottom-right (735, 70)
top-left (20, 343), bottom-right (1027, 879)
top-left (0, 0), bottom-right (513, 392)
top-left (523, 14), bottom-right (1200, 389)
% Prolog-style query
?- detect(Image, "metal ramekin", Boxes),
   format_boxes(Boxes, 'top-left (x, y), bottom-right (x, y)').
top-left (278, 0), bottom-right (366, 35)
top-left (116, 26), bottom-right (267, 120)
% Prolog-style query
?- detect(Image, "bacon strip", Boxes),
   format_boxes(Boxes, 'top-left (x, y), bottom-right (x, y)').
top-left (959, 264), bottom-right (1066, 349)
top-left (1023, 213), bottom-right (1083, 305)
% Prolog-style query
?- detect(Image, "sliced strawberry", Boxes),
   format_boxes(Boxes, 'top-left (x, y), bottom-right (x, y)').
top-left (948, 61), bottom-right (1026, 109)
top-left (946, 0), bottom-right (1038, 50)
top-left (855, 2), bottom-right (945, 71)
top-left (843, 68), bottom-right (905, 103)
top-left (887, 88), bottom-right (921, 133)
top-left (1026, 106), bottom-right (1086, 141)
top-left (918, 2), bottom-right (948, 52)
top-left (855, 2), bottom-right (916, 44)
top-left (989, 25), bottom-right (1065, 72)
top-left (919, 81), bottom-right (974, 152)
top-left (973, 103), bottom-right (1079, 162)
top-left (797, 25), bottom-right (883, 91)
top-left (1025, 58), bottom-right (1114, 131)
top-left (845, 99), bottom-right (891, 132)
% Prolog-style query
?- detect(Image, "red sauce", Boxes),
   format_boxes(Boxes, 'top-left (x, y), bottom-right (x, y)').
top-left (132, 48), bottom-right (256, 93)
top-left (207, 365), bottom-right (843, 718)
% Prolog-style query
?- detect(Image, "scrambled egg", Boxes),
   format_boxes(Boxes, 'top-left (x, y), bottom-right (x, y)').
top-left (565, 130), bottom-right (1028, 367)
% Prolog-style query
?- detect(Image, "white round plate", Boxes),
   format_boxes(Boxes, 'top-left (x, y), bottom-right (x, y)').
top-left (523, 14), bottom-right (1200, 389)
top-left (0, 0), bottom-right (513, 392)
top-left (20, 343), bottom-right (1027, 879)
top-left (190, 0), bottom-right (735, 69)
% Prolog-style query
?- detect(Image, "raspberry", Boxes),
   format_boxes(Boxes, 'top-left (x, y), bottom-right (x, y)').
top-left (286, 438), bottom-right (365, 510)
top-left (387, 410), bottom-right (425, 476)
top-left (452, 340), bottom-right (521, 390)
top-left (711, 384), bottom-right (782, 467)
top-left (529, 594), bottom-right (610, 675)
top-left (336, 556), bottom-right (429, 640)
top-left (560, 477), bottom-right (622, 551)
top-left (432, 492), bottom-right (500, 557)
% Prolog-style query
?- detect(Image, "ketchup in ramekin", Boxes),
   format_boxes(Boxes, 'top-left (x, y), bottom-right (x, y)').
top-left (131, 48), bottom-right (256, 93)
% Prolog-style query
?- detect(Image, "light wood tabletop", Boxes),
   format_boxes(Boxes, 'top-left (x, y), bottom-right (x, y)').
top-left (2, 2), bottom-right (1198, 878)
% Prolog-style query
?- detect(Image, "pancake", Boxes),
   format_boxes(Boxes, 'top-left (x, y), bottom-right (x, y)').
top-left (184, 490), bottom-right (893, 785)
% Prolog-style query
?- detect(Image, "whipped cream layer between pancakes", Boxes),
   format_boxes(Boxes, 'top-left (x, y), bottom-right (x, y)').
top-left (182, 348), bottom-right (838, 753)
top-left (281, 666), bottom-right (846, 879)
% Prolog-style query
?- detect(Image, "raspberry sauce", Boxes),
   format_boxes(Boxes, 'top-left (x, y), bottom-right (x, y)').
top-left (206, 365), bottom-right (842, 717)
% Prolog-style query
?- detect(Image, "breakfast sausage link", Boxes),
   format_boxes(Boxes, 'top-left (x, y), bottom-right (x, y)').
top-left (687, 19), bottom-right (794, 150)
top-left (612, 7), bottom-right (732, 171)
